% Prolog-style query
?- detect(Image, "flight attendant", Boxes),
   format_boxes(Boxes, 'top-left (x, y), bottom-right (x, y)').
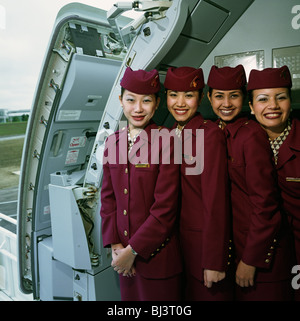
top-left (207, 65), bottom-right (294, 300)
top-left (100, 67), bottom-right (182, 301)
top-left (248, 65), bottom-right (299, 300)
top-left (164, 66), bottom-right (232, 300)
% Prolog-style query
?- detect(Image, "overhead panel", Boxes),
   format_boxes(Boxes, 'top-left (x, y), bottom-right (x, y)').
top-left (181, 1), bottom-right (229, 43)
top-left (160, 0), bottom-right (255, 68)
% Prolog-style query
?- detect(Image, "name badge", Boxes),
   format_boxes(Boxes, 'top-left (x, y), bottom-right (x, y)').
top-left (286, 177), bottom-right (300, 182)
top-left (135, 163), bottom-right (150, 168)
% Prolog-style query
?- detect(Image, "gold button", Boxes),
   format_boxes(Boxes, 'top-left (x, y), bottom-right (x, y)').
top-left (267, 252), bottom-right (272, 256)
top-left (273, 239), bottom-right (277, 243)
top-left (123, 210), bottom-right (127, 216)
top-left (265, 259), bottom-right (270, 263)
top-left (124, 188), bottom-right (128, 194)
top-left (124, 230), bottom-right (128, 236)
top-left (125, 168), bottom-right (128, 174)
top-left (270, 246), bottom-right (274, 250)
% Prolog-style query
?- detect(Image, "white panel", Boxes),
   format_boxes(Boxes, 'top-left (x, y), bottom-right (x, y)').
top-left (49, 184), bottom-right (91, 270)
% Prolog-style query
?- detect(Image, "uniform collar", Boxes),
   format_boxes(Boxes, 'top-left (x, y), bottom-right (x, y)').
top-left (171, 113), bottom-right (204, 129)
top-left (288, 118), bottom-right (300, 151)
top-left (277, 118), bottom-right (300, 169)
top-left (184, 113), bottom-right (204, 130)
top-left (224, 116), bottom-right (249, 138)
top-left (117, 120), bottom-right (155, 144)
top-left (269, 119), bottom-right (291, 165)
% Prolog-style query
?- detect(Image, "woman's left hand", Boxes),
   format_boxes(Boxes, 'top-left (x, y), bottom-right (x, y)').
top-left (235, 260), bottom-right (256, 287)
top-left (112, 245), bottom-right (136, 277)
top-left (204, 269), bottom-right (226, 288)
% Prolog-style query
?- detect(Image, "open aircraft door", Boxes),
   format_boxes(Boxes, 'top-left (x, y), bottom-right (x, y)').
top-left (17, 0), bottom-right (254, 301)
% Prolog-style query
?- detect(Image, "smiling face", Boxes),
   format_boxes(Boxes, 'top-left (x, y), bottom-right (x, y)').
top-left (208, 89), bottom-right (244, 123)
top-left (166, 90), bottom-right (202, 127)
top-left (249, 87), bottom-right (291, 139)
top-left (120, 89), bottom-right (160, 133)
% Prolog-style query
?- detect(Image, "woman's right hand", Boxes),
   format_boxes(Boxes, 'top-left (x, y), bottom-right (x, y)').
top-left (111, 243), bottom-right (136, 277)
top-left (236, 260), bottom-right (256, 287)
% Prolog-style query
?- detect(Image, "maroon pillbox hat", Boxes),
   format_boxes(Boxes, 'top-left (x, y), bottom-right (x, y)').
top-left (164, 66), bottom-right (205, 91)
top-left (247, 65), bottom-right (292, 90)
top-left (207, 65), bottom-right (246, 90)
top-left (120, 67), bottom-right (160, 94)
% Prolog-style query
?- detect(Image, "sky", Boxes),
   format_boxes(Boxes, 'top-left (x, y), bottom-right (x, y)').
top-left (0, 1), bottom-right (140, 111)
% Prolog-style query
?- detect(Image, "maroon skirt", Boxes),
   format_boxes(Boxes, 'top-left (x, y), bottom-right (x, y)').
top-left (235, 279), bottom-right (293, 301)
top-left (119, 272), bottom-right (182, 301)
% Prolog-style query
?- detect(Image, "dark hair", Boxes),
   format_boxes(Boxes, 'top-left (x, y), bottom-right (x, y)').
top-left (208, 86), bottom-right (247, 100)
top-left (120, 87), bottom-right (160, 100)
top-left (165, 88), bottom-right (204, 99)
top-left (248, 87), bottom-right (292, 104)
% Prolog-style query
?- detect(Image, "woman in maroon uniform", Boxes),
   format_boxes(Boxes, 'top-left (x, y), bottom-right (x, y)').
top-left (164, 66), bottom-right (232, 300)
top-left (207, 65), bottom-right (293, 300)
top-left (248, 65), bottom-right (299, 300)
top-left (100, 67), bottom-right (182, 301)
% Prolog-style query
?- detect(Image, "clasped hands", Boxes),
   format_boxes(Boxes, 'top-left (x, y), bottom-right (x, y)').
top-left (110, 245), bottom-right (256, 286)
top-left (111, 243), bottom-right (136, 277)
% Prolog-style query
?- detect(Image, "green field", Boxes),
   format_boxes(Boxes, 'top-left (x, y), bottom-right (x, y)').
top-left (0, 122), bottom-right (27, 189)
top-left (0, 121), bottom-right (28, 137)
top-left (0, 138), bottom-right (24, 188)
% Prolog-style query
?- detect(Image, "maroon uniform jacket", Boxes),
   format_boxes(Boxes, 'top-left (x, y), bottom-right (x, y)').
top-left (100, 122), bottom-right (182, 279)
top-left (276, 118), bottom-right (300, 264)
top-left (178, 113), bottom-right (231, 281)
top-left (225, 117), bottom-right (292, 282)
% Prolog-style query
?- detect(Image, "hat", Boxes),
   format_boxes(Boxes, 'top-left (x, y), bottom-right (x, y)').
top-left (164, 66), bottom-right (205, 91)
top-left (120, 67), bottom-right (160, 94)
top-left (207, 65), bottom-right (246, 90)
top-left (247, 65), bottom-right (292, 90)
